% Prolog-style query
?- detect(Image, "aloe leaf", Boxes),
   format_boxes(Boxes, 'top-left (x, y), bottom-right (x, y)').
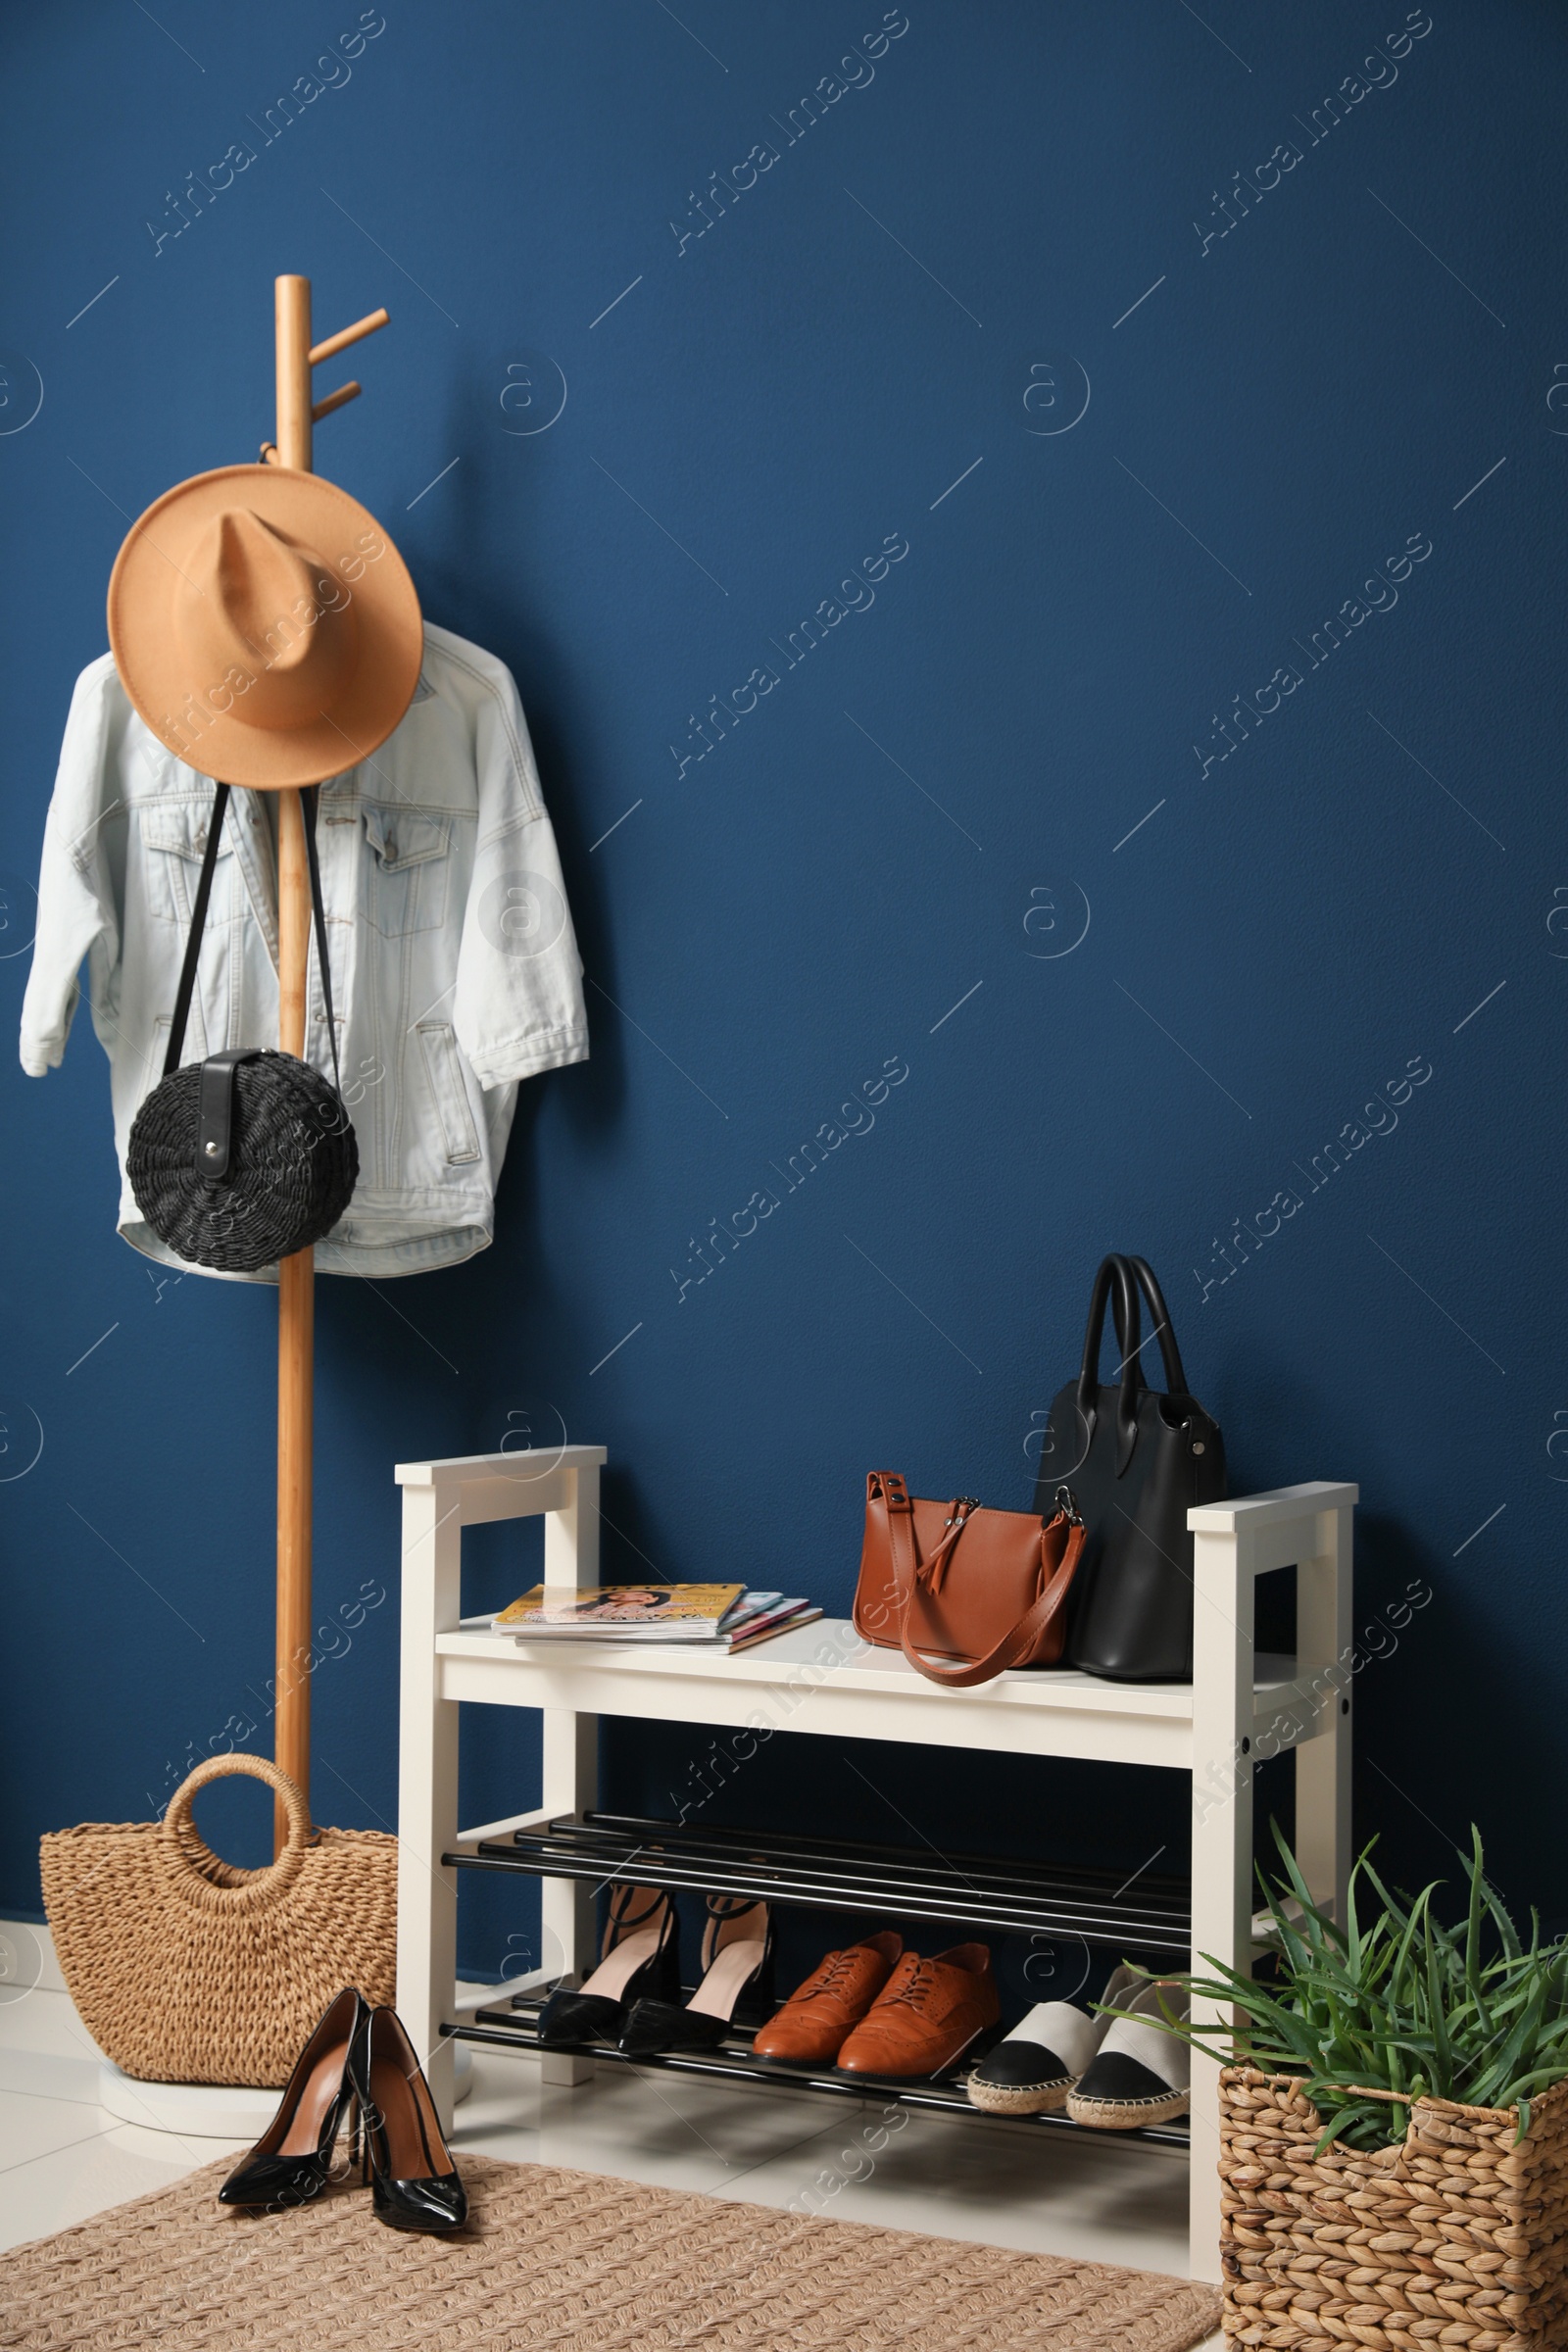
top-left (1426, 1932), bottom-right (1454, 2095)
top-left (1310, 2103), bottom-right (1376, 2155)
top-left (1480, 1865), bottom-right (1523, 1963)
top-left (1464, 1828), bottom-right (1486, 2009)
top-left (1147, 1823), bottom-right (1568, 2151)
top-left (1268, 1821), bottom-right (1348, 1953)
top-left (1344, 1863), bottom-right (1364, 1977)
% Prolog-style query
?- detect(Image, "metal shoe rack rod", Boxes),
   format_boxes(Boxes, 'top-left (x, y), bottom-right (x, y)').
top-left (457, 1994), bottom-right (1193, 2148)
top-left (440, 1808), bottom-right (1194, 2146)
top-left (445, 1809), bottom-right (1193, 1950)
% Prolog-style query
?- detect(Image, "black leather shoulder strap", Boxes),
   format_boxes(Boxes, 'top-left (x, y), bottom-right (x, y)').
top-left (298, 785), bottom-right (345, 1103)
top-left (162, 783), bottom-right (231, 1078)
top-left (163, 783), bottom-right (345, 1106)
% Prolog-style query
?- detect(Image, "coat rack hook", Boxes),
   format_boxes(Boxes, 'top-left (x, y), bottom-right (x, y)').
top-left (312, 381), bottom-right (362, 423)
top-left (308, 307), bottom-right (390, 368)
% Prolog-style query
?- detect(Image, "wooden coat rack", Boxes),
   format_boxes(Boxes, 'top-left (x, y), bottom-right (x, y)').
top-left (264, 275), bottom-right (404, 1854)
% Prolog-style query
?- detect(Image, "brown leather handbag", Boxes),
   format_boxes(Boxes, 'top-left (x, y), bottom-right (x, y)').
top-left (852, 1473), bottom-right (1086, 1688)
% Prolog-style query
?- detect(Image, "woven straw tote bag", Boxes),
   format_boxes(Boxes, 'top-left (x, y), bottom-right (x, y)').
top-left (39, 1754), bottom-right (396, 2086)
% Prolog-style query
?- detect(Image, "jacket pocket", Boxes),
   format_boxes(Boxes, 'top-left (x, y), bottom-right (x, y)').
top-left (139, 802), bottom-right (233, 925)
top-left (416, 1023), bottom-right (481, 1164)
top-left (150, 1003), bottom-right (208, 1074)
top-left (362, 806), bottom-right (452, 936)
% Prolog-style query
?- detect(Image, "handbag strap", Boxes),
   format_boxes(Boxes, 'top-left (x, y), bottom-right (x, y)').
top-left (157, 1752), bottom-right (315, 1911)
top-left (162, 782), bottom-right (346, 1105)
top-left (298, 784), bottom-right (346, 1104)
top-left (1121, 1253), bottom-right (1193, 1396)
top-left (1076, 1253), bottom-right (1143, 1476)
top-left (876, 1474), bottom-right (1086, 1690)
top-left (161, 782), bottom-right (231, 1077)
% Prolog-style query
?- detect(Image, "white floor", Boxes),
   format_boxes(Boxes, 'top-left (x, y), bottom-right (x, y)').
top-left (0, 1921), bottom-right (1221, 2345)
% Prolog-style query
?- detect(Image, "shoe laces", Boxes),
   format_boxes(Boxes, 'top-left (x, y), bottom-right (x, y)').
top-left (801, 1948), bottom-right (858, 1999)
top-left (885, 1957), bottom-right (941, 2011)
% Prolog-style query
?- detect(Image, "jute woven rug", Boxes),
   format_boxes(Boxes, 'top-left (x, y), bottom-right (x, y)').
top-left (0, 2153), bottom-right (1221, 2350)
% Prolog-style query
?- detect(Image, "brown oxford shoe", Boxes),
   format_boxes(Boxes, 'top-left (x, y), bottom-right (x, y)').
top-left (835, 1942), bottom-right (1001, 2079)
top-left (752, 1932), bottom-right (903, 2065)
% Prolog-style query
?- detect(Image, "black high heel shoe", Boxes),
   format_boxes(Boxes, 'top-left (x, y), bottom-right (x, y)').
top-left (533, 1885), bottom-right (680, 2047)
top-left (347, 2004), bottom-right (467, 2233)
top-left (620, 1895), bottom-right (773, 2057)
top-left (218, 1986), bottom-right (367, 2208)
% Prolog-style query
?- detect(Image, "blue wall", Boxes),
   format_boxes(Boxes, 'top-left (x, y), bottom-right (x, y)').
top-left (2, 2), bottom-right (1563, 1974)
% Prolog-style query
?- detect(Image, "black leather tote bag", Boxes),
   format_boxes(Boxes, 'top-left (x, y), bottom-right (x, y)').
top-left (1031, 1253), bottom-right (1225, 1682)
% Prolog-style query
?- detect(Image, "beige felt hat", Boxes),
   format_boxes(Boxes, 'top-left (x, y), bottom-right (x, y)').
top-left (107, 464), bottom-right (422, 790)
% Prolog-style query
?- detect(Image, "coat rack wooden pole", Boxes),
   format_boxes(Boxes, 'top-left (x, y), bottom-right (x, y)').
top-left (273, 274), bottom-right (316, 1853)
top-left (269, 272), bottom-right (391, 1855)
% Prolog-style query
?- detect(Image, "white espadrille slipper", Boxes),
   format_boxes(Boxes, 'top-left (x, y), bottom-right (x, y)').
top-left (1065, 1977), bottom-right (1190, 2130)
top-left (966, 1964), bottom-right (1140, 2116)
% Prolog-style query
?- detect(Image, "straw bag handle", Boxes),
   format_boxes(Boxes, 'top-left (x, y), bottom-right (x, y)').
top-left (158, 1753), bottom-right (315, 1912)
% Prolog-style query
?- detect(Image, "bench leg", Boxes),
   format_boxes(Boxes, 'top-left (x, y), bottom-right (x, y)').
top-left (1189, 1525), bottom-right (1255, 2286)
top-left (538, 1707), bottom-right (599, 2086)
top-left (397, 1487), bottom-right (461, 2130)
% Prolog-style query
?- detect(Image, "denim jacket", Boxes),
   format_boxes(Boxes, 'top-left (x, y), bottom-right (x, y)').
top-left (21, 622), bottom-right (588, 1278)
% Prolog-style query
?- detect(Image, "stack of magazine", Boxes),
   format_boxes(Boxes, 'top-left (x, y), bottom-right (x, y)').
top-left (490, 1584), bottom-right (820, 1653)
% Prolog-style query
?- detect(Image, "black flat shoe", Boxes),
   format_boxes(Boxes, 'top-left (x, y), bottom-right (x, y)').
top-left (218, 1986), bottom-right (367, 2209)
top-left (347, 2003), bottom-right (467, 2233)
top-left (620, 1894), bottom-right (772, 2058)
top-left (534, 1885), bottom-right (679, 2047)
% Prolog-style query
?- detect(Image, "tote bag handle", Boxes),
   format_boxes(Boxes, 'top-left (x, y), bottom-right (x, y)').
top-left (157, 1753), bottom-right (315, 1912)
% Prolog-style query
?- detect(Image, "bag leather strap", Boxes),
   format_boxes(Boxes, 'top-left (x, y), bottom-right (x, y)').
top-left (875, 1473), bottom-right (1085, 1690)
top-left (196, 1048), bottom-right (263, 1177)
top-left (1076, 1253), bottom-right (1143, 1476)
top-left (162, 782), bottom-right (231, 1078)
top-left (163, 784), bottom-right (347, 1172)
top-left (298, 784), bottom-right (346, 1104)
top-left (1122, 1252), bottom-right (1193, 1396)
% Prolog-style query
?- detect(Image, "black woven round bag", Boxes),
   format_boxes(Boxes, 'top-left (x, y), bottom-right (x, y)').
top-left (127, 783), bottom-right (358, 1274)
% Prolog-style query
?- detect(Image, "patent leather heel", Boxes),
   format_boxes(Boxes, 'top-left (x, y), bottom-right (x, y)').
top-left (347, 2005), bottom-right (467, 2233)
top-left (219, 1986), bottom-right (368, 2209)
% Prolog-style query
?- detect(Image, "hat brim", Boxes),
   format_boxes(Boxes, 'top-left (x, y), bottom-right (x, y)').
top-left (108, 465), bottom-right (423, 790)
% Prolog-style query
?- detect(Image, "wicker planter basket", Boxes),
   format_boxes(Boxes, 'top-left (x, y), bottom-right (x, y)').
top-left (1219, 2065), bottom-right (1568, 2349)
top-left (39, 1753), bottom-right (396, 2088)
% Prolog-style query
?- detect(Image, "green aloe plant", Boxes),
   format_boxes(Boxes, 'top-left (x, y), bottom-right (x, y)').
top-left (1105, 1824), bottom-right (1568, 2152)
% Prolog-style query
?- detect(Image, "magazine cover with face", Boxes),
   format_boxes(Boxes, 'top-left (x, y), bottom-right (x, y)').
top-left (492, 1584), bottom-right (747, 1634)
